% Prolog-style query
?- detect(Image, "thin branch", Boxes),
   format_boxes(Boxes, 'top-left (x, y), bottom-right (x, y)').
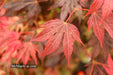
top-left (89, 64), bottom-right (94, 75)
top-left (66, 9), bottom-right (76, 22)
top-left (66, 8), bottom-right (89, 22)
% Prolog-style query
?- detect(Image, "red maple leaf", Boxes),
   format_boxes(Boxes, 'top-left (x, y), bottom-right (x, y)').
top-left (85, 0), bottom-right (103, 17)
top-left (16, 42), bottom-right (39, 65)
top-left (102, 0), bottom-right (113, 19)
top-left (85, 0), bottom-right (113, 20)
top-left (0, 31), bottom-right (21, 63)
top-left (0, 16), bottom-right (10, 29)
top-left (87, 10), bottom-right (113, 47)
top-left (6, 32), bottom-right (21, 53)
top-left (0, 16), bottom-right (19, 29)
top-left (0, 48), bottom-right (17, 63)
top-left (32, 19), bottom-right (84, 64)
top-left (103, 54), bottom-right (113, 75)
top-left (0, 31), bottom-right (21, 53)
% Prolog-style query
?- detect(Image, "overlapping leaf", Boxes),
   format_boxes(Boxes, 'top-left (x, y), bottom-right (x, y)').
top-left (85, 0), bottom-right (103, 16)
top-left (103, 54), bottom-right (113, 75)
top-left (16, 42), bottom-right (39, 65)
top-left (88, 34), bottom-right (109, 59)
top-left (0, 31), bottom-right (22, 63)
top-left (85, 0), bottom-right (113, 20)
top-left (102, 0), bottom-right (113, 19)
top-left (87, 10), bottom-right (113, 47)
top-left (104, 32), bottom-right (113, 48)
top-left (6, 32), bottom-right (22, 53)
top-left (4, 0), bottom-right (41, 19)
top-left (0, 16), bottom-right (19, 29)
top-left (0, 31), bottom-right (21, 53)
top-left (87, 11), bottom-right (104, 47)
top-left (51, 0), bottom-right (82, 22)
top-left (32, 19), bottom-right (83, 64)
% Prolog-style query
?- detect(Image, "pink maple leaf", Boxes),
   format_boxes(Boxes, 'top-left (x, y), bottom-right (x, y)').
top-left (85, 0), bottom-right (113, 20)
top-left (0, 16), bottom-right (19, 29)
top-left (32, 19), bottom-right (84, 64)
top-left (16, 42), bottom-right (39, 65)
top-left (103, 54), bottom-right (113, 75)
top-left (87, 10), bottom-right (113, 47)
top-left (85, 0), bottom-right (104, 17)
top-left (0, 31), bottom-right (21, 54)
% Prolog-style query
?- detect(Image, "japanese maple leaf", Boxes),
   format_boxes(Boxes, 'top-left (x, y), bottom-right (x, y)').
top-left (4, 0), bottom-right (41, 19)
top-left (102, 0), bottom-right (113, 19)
top-left (103, 54), bottom-right (113, 75)
top-left (7, 31), bottom-right (20, 40)
top-left (0, 16), bottom-right (12, 29)
top-left (0, 31), bottom-right (21, 55)
top-left (87, 10), bottom-right (113, 47)
top-left (16, 42), bottom-right (39, 65)
top-left (85, 0), bottom-right (113, 20)
top-left (0, 16), bottom-right (19, 29)
top-left (0, 29), bottom-right (10, 48)
top-left (0, 31), bottom-right (22, 65)
top-left (0, 16), bottom-right (19, 25)
top-left (85, 0), bottom-right (104, 17)
top-left (0, 48), bottom-right (17, 63)
top-left (5, 32), bottom-right (22, 53)
top-left (32, 19), bottom-right (84, 64)
top-left (51, 0), bottom-right (82, 22)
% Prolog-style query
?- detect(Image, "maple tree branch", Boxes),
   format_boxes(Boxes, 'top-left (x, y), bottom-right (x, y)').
top-left (66, 8), bottom-right (89, 22)
top-left (96, 62), bottom-right (108, 67)
top-left (92, 60), bottom-right (108, 67)
top-left (78, 8), bottom-right (89, 11)
top-left (89, 64), bottom-right (94, 75)
top-left (66, 9), bottom-right (76, 22)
